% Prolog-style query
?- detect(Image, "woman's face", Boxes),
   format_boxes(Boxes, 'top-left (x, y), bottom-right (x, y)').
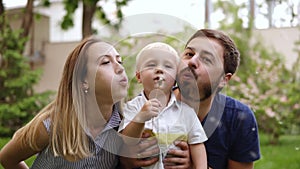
top-left (86, 42), bottom-right (128, 104)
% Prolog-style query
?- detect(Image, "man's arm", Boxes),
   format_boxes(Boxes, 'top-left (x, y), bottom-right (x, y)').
top-left (228, 159), bottom-right (254, 169)
top-left (118, 132), bottom-right (159, 169)
top-left (163, 141), bottom-right (191, 169)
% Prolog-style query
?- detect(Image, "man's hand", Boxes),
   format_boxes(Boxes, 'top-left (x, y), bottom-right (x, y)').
top-left (163, 141), bottom-right (191, 169)
top-left (118, 132), bottom-right (159, 169)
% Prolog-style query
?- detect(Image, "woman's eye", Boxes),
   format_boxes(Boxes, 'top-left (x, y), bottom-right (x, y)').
top-left (101, 61), bottom-right (110, 65)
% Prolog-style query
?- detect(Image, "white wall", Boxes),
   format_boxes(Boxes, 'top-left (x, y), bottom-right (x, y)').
top-left (34, 27), bottom-right (299, 93)
top-left (253, 27), bottom-right (299, 69)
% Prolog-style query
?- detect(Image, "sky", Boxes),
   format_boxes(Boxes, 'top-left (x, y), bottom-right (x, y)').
top-left (3, 0), bottom-right (205, 28)
top-left (3, 0), bottom-right (299, 42)
top-left (3, 0), bottom-right (299, 29)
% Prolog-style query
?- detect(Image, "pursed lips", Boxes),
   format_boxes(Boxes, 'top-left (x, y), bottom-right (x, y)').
top-left (119, 76), bottom-right (128, 87)
top-left (153, 76), bottom-right (164, 82)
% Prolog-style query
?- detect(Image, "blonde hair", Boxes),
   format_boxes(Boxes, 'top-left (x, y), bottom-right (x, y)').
top-left (15, 37), bottom-right (102, 161)
top-left (135, 42), bottom-right (179, 71)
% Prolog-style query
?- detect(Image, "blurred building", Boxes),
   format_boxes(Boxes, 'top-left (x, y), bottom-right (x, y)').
top-left (5, 0), bottom-right (300, 93)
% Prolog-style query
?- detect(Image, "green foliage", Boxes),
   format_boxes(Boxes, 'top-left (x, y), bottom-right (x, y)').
top-left (255, 133), bottom-right (300, 169)
top-left (0, 24), bottom-right (53, 137)
top-left (61, 0), bottom-right (79, 30)
top-left (215, 0), bottom-right (300, 144)
top-left (60, 0), bottom-right (130, 31)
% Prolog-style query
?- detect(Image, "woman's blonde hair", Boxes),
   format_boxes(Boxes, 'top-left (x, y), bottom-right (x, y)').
top-left (15, 37), bottom-right (101, 161)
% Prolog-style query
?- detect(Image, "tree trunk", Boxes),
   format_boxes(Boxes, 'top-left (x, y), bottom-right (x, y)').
top-left (21, 0), bottom-right (34, 39)
top-left (0, 0), bottom-right (5, 31)
top-left (82, 1), bottom-right (97, 39)
top-left (204, 0), bottom-right (211, 28)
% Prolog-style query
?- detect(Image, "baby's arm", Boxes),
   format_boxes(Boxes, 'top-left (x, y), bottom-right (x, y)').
top-left (121, 99), bottom-right (161, 145)
top-left (190, 143), bottom-right (207, 169)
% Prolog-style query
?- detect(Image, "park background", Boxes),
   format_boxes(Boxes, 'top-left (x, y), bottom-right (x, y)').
top-left (0, 0), bottom-right (299, 168)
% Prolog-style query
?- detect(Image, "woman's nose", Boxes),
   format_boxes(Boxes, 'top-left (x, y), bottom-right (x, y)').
top-left (115, 63), bottom-right (124, 74)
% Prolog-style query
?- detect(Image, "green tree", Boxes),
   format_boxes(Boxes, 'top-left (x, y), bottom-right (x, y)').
top-left (214, 0), bottom-right (300, 144)
top-left (42, 0), bottom-right (130, 39)
top-left (0, 16), bottom-right (53, 137)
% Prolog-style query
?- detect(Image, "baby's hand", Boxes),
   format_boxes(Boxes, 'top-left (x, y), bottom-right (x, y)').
top-left (134, 99), bottom-right (161, 123)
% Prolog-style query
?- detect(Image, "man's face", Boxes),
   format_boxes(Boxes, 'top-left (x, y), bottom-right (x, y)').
top-left (177, 37), bottom-right (225, 102)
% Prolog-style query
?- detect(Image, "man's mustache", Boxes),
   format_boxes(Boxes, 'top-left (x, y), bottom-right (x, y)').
top-left (178, 66), bottom-right (197, 80)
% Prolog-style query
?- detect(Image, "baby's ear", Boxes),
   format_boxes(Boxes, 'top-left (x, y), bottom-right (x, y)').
top-left (135, 71), bottom-right (142, 83)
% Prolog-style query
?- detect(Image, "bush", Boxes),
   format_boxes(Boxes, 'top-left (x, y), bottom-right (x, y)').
top-left (0, 23), bottom-right (53, 137)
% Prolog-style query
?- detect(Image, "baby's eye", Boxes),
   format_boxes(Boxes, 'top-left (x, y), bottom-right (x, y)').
top-left (165, 64), bottom-right (173, 68)
top-left (146, 63), bottom-right (156, 67)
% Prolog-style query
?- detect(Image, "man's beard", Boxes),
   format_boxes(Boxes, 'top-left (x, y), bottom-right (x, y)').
top-left (177, 75), bottom-right (221, 102)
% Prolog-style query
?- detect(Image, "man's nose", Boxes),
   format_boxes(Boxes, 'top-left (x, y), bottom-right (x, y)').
top-left (188, 55), bottom-right (200, 70)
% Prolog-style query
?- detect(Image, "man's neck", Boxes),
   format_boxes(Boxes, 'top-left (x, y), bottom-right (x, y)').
top-left (196, 96), bottom-right (214, 121)
top-left (174, 88), bottom-right (215, 122)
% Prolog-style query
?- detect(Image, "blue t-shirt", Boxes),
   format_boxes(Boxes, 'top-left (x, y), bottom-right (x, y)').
top-left (202, 93), bottom-right (261, 169)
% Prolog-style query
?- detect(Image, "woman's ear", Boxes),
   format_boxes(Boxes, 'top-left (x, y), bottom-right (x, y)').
top-left (82, 80), bottom-right (89, 93)
top-left (219, 73), bottom-right (232, 88)
top-left (136, 71), bottom-right (142, 83)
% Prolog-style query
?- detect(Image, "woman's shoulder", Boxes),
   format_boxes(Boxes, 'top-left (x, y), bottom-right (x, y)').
top-left (33, 120), bottom-right (50, 150)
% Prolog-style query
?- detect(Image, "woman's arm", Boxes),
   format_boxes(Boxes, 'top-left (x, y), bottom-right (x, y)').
top-left (0, 122), bottom-right (49, 169)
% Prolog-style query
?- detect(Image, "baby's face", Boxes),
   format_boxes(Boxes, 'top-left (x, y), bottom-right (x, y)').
top-left (137, 49), bottom-right (178, 94)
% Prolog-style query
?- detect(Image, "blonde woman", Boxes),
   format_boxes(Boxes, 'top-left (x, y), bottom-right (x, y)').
top-left (0, 37), bottom-right (129, 168)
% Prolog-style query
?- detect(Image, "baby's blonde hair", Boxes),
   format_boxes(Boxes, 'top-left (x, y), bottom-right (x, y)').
top-left (136, 42), bottom-right (179, 71)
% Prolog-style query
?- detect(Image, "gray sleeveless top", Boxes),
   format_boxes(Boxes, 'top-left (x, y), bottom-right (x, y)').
top-left (30, 106), bottom-right (123, 169)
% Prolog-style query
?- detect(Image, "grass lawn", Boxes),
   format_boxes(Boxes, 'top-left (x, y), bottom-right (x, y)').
top-left (0, 133), bottom-right (299, 169)
top-left (255, 134), bottom-right (300, 169)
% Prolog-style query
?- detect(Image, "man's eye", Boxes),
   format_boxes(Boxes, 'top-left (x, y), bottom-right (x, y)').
top-left (201, 56), bottom-right (212, 63)
top-left (185, 52), bottom-right (194, 57)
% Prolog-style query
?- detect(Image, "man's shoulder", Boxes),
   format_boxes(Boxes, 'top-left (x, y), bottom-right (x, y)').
top-left (220, 93), bottom-right (252, 112)
top-left (214, 93), bottom-right (255, 122)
